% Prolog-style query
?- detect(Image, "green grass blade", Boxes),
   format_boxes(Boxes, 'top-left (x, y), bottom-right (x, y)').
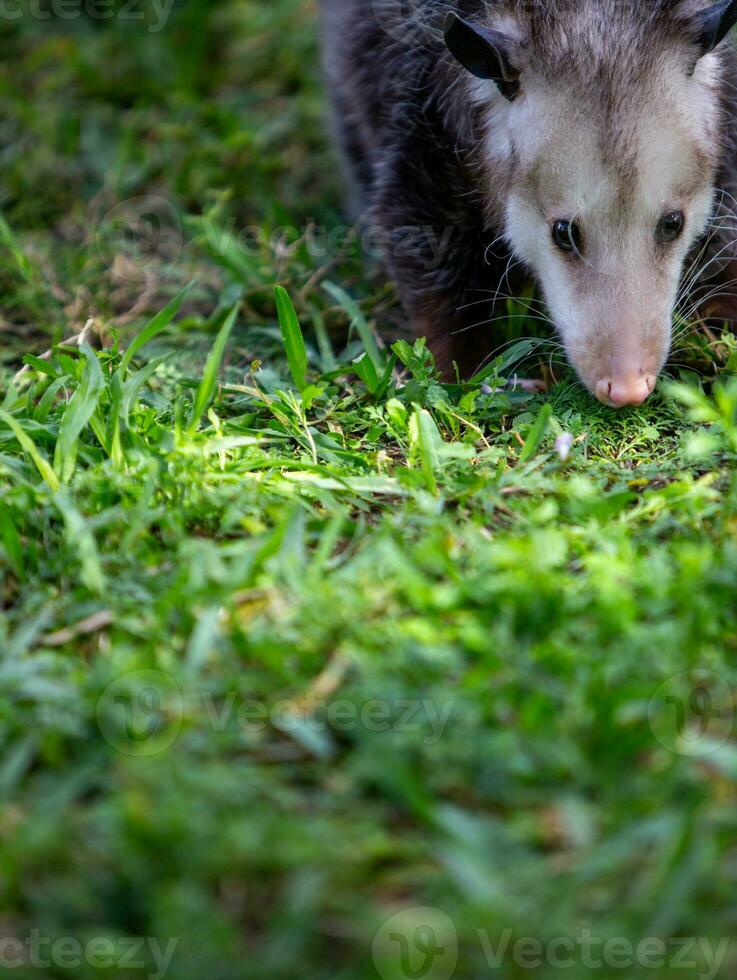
top-left (374, 352), bottom-right (398, 400)
top-left (0, 410), bottom-right (59, 491)
top-left (196, 216), bottom-right (262, 284)
top-left (34, 377), bottom-right (69, 423)
top-left (0, 503), bottom-right (23, 577)
top-left (54, 345), bottom-right (105, 483)
top-left (1, 381), bottom-right (20, 412)
top-left (0, 213), bottom-right (36, 284)
top-left (274, 285), bottom-right (307, 392)
top-left (121, 353), bottom-right (173, 426)
top-left (323, 280), bottom-right (382, 371)
top-left (55, 493), bottom-right (105, 594)
top-left (187, 302), bottom-right (240, 433)
top-left (353, 352), bottom-right (379, 394)
top-left (119, 280), bottom-right (196, 378)
top-left (410, 407), bottom-right (442, 494)
top-left (518, 402), bottom-right (553, 463)
top-left (470, 338), bottom-right (538, 385)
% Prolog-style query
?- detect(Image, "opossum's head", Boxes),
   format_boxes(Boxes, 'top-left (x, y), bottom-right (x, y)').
top-left (446, 0), bottom-right (735, 406)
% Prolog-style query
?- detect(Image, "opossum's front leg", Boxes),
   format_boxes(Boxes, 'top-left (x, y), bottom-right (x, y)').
top-left (375, 217), bottom-right (514, 380)
top-left (372, 151), bottom-right (517, 380)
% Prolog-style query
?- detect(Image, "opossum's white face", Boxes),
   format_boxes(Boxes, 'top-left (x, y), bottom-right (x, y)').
top-left (444, 4), bottom-right (736, 406)
top-left (501, 55), bottom-right (720, 406)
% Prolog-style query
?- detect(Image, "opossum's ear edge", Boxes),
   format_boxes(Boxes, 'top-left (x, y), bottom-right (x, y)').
top-left (695, 0), bottom-right (737, 56)
top-left (444, 12), bottom-right (520, 101)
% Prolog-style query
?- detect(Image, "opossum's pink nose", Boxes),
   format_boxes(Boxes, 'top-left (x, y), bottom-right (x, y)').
top-left (595, 375), bottom-right (654, 408)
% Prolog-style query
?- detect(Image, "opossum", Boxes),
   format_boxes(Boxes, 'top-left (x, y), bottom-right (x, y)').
top-left (320, 0), bottom-right (737, 406)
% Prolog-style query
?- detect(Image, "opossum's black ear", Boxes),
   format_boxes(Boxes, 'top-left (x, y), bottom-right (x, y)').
top-left (695, 0), bottom-right (737, 55)
top-left (444, 13), bottom-right (520, 100)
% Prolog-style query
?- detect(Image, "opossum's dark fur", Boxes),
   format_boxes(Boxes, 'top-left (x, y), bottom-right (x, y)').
top-left (320, 0), bottom-right (737, 379)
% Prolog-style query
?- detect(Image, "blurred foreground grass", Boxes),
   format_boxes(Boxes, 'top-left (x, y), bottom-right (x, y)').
top-left (0, 2), bottom-right (737, 979)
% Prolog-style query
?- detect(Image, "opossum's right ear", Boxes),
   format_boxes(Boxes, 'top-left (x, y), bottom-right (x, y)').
top-left (443, 13), bottom-right (520, 100)
top-left (695, 0), bottom-right (737, 55)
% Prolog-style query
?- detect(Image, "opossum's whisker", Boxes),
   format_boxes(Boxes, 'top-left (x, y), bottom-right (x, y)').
top-left (676, 240), bottom-right (713, 305)
top-left (676, 238), bottom-right (737, 308)
top-left (677, 284), bottom-right (737, 325)
top-left (483, 233), bottom-right (510, 264)
top-left (451, 313), bottom-right (556, 335)
top-left (491, 255), bottom-right (526, 306)
top-left (468, 334), bottom-right (570, 376)
top-left (454, 294), bottom-right (553, 321)
top-left (459, 290), bottom-right (550, 315)
top-left (471, 332), bottom-right (597, 379)
top-left (714, 187), bottom-right (737, 214)
top-left (679, 270), bottom-right (737, 313)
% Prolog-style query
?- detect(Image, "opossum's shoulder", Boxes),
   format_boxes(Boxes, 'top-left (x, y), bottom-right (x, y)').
top-left (321, 1), bottom-right (435, 100)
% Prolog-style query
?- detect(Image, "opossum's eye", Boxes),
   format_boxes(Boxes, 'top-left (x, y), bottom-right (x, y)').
top-left (657, 210), bottom-right (685, 245)
top-left (552, 220), bottom-right (583, 256)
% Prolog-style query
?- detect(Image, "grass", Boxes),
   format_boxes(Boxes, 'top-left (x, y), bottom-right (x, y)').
top-left (1, 2), bottom-right (737, 979)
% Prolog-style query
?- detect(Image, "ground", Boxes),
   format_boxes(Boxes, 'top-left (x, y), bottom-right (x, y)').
top-left (0, 2), bottom-right (736, 979)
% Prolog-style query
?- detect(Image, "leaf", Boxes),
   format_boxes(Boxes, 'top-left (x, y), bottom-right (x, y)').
top-left (119, 280), bottom-right (196, 377)
top-left (665, 381), bottom-right (715, 418)
top-left (121, 353), bottom-right (173, 425)
top-left (409, 407), bottom-right (443, 494)
top-left (274, 285), bottom-right (307, 391)
top-left (0, 503), bottom-right (23, 577)
top-left (34, 377), bottom-right (69, 423)
top-left (22, 355), bottom-right (57, 378)
top-left (323, 281), bottom-right (382, 372)
top-left (187, 302), bottom-right (240, 433)
top-left (1, 380), bottom-right (20, 412)
top-left (353, 351), bottom-right (379, 394)
top-left (196, 216), bottom-right (262, 283)
top-left (0, 410), bottom-right (59, 491)
top-left (355, 351), bottom-right (398, 400)
top-left (186, 607), bottom-right (221, 670)
top-left (374, 352), bottom-right (398, 400)
top-left (0, 213), bottom-right (36, 283)
top-left (55, 493), bottom-right (104, 594)
top-left (470, 339), bottom-right (538, 385)
top-left (54, 345), bottom-right (105, 483)
top-left (518, 402), bottom-right (553, 463)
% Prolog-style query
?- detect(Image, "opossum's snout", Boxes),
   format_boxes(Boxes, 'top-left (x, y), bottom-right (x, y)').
top-left (562, 308), bottom-right (669, 409)
top-left (564, 315), bottom-right (669, 410)
top-left (594, 373), bottom-right (657, 409)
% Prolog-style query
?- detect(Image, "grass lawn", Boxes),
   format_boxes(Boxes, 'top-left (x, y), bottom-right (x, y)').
top-left (1, 2), bottom-right (737, 978)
